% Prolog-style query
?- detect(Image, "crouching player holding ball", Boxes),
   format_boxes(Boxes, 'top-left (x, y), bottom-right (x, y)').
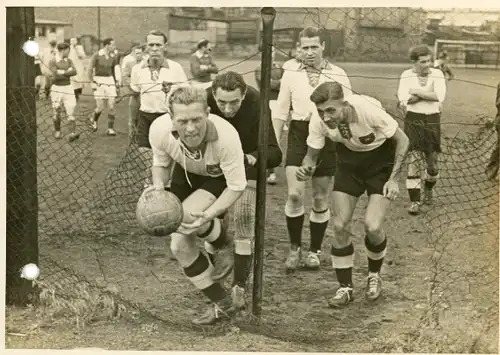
top-left (148, 85), bottom-right (247, 325)
top-left (296, 82), bottom-right (409, 307)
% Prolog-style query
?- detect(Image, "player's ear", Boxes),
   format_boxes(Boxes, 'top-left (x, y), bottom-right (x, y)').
top-left (206, 106), bottom-right (211, 115)
top-left (321, 41), bottom-right (326, 51)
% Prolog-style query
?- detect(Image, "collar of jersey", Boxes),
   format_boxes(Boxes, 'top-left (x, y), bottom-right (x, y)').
top-left (171, 118), bottom-right (219, 143)
top-left (298, 59), bottom-right (330, 71)
top-left (55, 54), bottom-right (64, 62)
top-left (141, 58), bottom-right (170, 69)
top-left (194, 50), bottom-right (208, 59)
top-left (98, 49), bottom-right (116, 58)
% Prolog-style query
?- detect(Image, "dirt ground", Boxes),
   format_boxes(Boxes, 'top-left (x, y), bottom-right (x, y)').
top-left (5, 59), bottom-right (499, 352)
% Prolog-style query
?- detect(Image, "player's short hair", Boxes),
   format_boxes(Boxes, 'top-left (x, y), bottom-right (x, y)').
top-left (298, 26), bottom-right (324, 42)
top-left (211, 71), bottom-right (247, 95)
top-left (168, 85), bottom-right (209, 116)
top-left (57, 42), bottom-right (70, 51)
top-left (409, 45), bottom-right (431, 61)
top-left (146, 30), bottom-right (168, 44)
top-left (310, 81), bottom-right (344, 104)
top-left (102, 38), bottom-right (114, 47)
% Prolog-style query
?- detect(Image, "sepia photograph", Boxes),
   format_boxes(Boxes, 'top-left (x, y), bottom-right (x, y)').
top-left (4, 5), bottom-right (500, 352)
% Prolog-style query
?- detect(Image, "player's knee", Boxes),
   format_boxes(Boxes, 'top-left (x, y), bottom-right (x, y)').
top-left (364, 216), bottom-right (383, 236)
top-left (67, 115), bottom-right (75, 122)
top-left (332, 217), bottom-right (348, 235)
top-left (170, 234), bottom-right (193, 259)
top-left (287, 191), bottom-right (303, 206)
top-left (311, 193), bottom-right (329, 211)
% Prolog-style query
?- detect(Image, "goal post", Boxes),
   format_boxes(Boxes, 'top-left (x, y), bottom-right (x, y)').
top-left (433, 39), bottom-right (500, 69)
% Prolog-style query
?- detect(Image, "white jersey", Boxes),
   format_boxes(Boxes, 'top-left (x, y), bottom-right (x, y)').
top-left (275, 60), bottom-right (352, 122)
top-left (307, 94), bottom-right (398, 152)
top-left (397, 68), bottom-right (446, 114)
top-left (149, 113), bottom-right (247, 192)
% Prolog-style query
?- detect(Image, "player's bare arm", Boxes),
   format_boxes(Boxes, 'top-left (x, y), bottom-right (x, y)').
top-left (409, 88), bottom-right (439, 101)
top-left (151, 165), bottom-right (173, 190)
top-left (387, 128), bottom-right (409, 182)
top-left (296, 147), bottom-right (321, 181)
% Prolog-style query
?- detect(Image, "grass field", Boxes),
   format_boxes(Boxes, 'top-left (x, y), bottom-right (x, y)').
top-left (5, 58), bottom-right (499, 352)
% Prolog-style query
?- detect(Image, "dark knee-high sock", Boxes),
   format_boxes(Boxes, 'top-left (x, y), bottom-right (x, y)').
top-left (285, 202), bottom-right (305, 249)
top-left (331, 243), bottom-right (354, 288)
top-left (365, 235), bottom-right (387, 273)
top-left (183, 252), bottom-right (228, 303)
top-left (406, 175), bottom-right (421, 202)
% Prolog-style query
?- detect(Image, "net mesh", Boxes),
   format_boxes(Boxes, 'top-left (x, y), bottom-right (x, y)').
top-left (6, 6), bottom-right (499, 352)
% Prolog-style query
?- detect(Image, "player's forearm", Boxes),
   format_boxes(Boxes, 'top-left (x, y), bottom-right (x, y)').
top-left (272, 118), bottom-right (285, 142)
top-left (151, 165), bottom-right (172, 189)
top-left (388, 131), bottom-right (409, 181)
top-left (413, 90), bottom-right (439, 101)
top-left (204, 188), bottom-right (244, 218)
top-left (65, 67), bottom-right (77, 77)
top-left (302, 147), bottom-right (321, 168)
top-left (208, 64), bottom-right (218, 74)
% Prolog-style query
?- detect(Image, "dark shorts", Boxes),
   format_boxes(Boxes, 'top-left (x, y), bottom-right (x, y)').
top-left (334, 139), bottom-right (395, 198)
top-left (169, 163), bottom-right (228, 202)
top-left (136, 110), bottom-right (166, 148)
top-left (285, 120), bottom-right (337, 177)
top-left (35, 64), bottom-right (42, 77)
top-left (404, 111), bottom-right (441, 154)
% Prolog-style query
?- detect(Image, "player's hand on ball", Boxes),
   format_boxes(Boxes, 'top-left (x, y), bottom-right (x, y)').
top-left (296, 166), bottom-right (314, 181)
top-left (383, 179), bottom-right (399, 200)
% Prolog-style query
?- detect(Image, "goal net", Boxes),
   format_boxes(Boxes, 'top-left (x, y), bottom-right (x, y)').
top-left (434, 39), bottom-right (500, 69)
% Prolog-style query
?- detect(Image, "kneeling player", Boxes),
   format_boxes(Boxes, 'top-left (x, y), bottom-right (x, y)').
top-left (149, 85), bottom-right (247, 325)
top-left (296, 82), bottom-right (409, 307)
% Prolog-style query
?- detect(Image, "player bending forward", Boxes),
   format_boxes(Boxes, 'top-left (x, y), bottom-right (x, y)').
top-left (275, 26), bottom-right (352, 272)
top-left (205, 71), bottom-right (283, 309)
top-left (148, 85), bottom-right (247, 325)
top-left (297, 81), bottom-right (409, 307)
top-left (48, 42), bottom-right (80, 142)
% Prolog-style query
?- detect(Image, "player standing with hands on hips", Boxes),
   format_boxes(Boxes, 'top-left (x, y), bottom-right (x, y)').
top-left (296, 81), bottom-right (409, 307)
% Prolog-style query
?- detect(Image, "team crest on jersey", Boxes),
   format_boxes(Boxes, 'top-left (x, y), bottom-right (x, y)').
top-left (206, 164), bottom-right (223, 177)
top-left (337, 121), bottom-right (352, 139)
top-left (359, 132), bottom-right (376, 145)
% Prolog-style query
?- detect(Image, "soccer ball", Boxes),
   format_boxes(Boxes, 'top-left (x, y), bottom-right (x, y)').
top-left (136, 188), bottom-right (184, 236)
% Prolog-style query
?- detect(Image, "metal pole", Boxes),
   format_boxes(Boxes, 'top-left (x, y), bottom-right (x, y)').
top-left (251, 7), bottom-right (276, 318)
top-left (6, 7), bottom-right (39, 306)
top-left (97, 7), bottom-right (101, 46)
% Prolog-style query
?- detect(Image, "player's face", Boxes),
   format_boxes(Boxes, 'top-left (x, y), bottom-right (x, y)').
top-left (61, 48), bottom-right (70, 58)
top-left (414, 54), bottom-right (432, 74)
top-left (108, 40), bottom-right (116, 52)
top-left (299, 36), bottom-right (324, 66)
top-left (146, 34), bottom-right (166, 60)
top-left (213, 88), bottom-right (245, 118)
top-left (315, 99), bottom-right (344, 129)
top-left (172, 102), bottom-right (210, 148)
top-left (133, 48), bottom-right (143, 62)
top-left (70, 38), bottom-right (77, 46)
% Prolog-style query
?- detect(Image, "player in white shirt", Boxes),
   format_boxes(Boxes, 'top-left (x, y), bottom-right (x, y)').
top-left (275, 26), bottom-right (352, 272)
top-left (296, 81), bottom-right (409, 307)
top-left (397, 45), bottom-right (446, 215)
top-left (148, 85), bottom-right (247, 325)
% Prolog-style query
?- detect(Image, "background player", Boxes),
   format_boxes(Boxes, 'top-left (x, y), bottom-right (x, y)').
top-left (275, 26), bottom-right (352, 272)
top-left (254, 45), bottom-right (284, 185)
top-left (485, 81), bottom-right (500, 180)
top-left (190, 39), bottom-right (219, 86)
top-left (148, 85), bottom-right (247, 325)
top-left (88, 37), bottom-right (122, 136)
top-left (398, 45), bottom-right (446, 215)
top-left (48, 42), bottom-right (80, 142)
top-left (122, 43), bottom-right (145, 141)
top-left (130, 30), bottom-right (187, 186)
top-left (206, 71), bottom-right (283, 310)
top-left (297, 81), bottom-right (409, 307)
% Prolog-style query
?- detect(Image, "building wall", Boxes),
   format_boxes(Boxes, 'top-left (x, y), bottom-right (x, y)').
top-left (35, 7), bottom-right (172, 50)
